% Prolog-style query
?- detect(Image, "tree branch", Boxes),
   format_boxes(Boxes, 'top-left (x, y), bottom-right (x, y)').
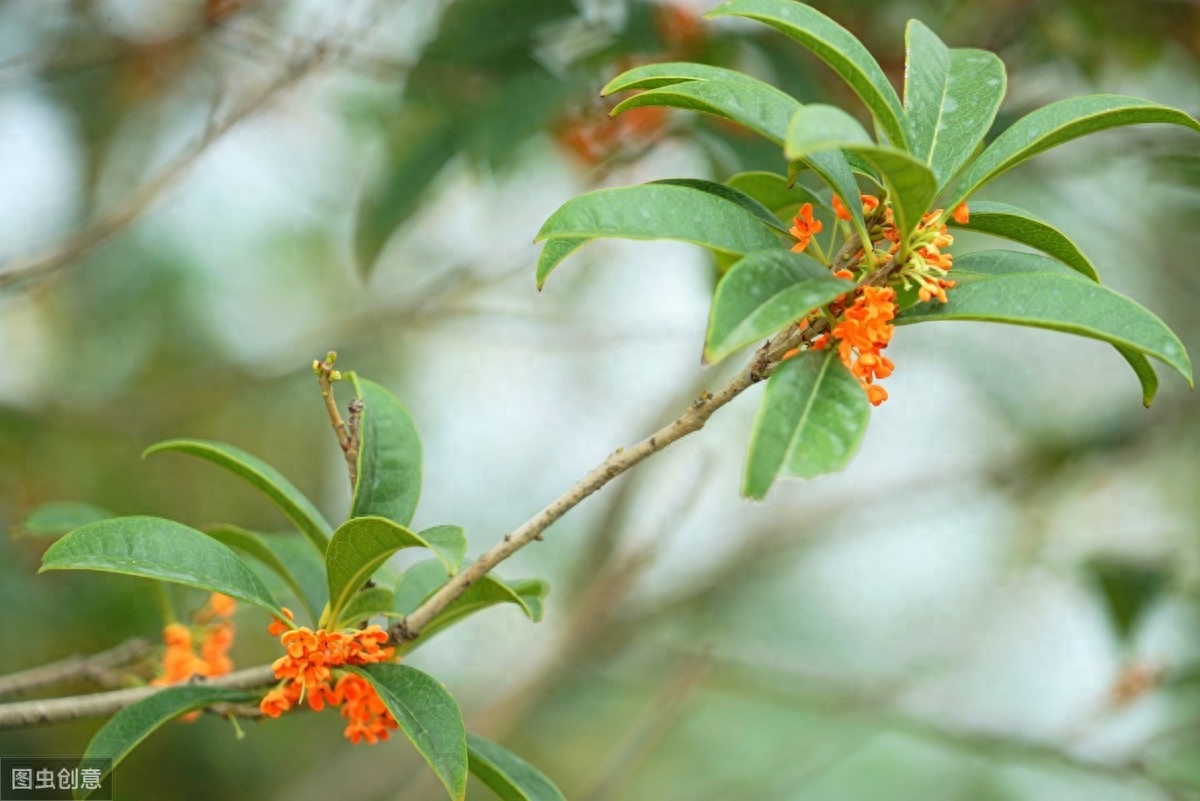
top-left (0, 638), bottom-right (153, 700)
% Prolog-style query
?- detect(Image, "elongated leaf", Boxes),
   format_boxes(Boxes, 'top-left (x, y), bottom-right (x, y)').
top-left (325, 516), bottom-right (463, 625)
top-left (705, 250), bottom-right (854, 364)
top-left (535, 183), bottom-right (783, 288)
top-left (904, 20), bottom-right (1006, 187)
top-left (350, 377), bottom-right (423, 527)
top-left (947, 200), bottom-right (1098, 280)
top-left (744, 350), bottom-right (870, 499)
top-left (353, 664), bottom-right (468, 801)
top-left (336, 586), bottom-right (396, 627)
top-left (896, 250), bottom-right (1192, 384)
top-left (726, 171), bottom-right (829, 217)
top-left (656, 178), bottom-right (790, 233)
top-left (536, 237), bottom-right (590, 289)
top-left (78, 686), bottom-right (257, 799)
top-left (786, 106), bottom-right (937, 239)
top-left (41, 517), bottom-right (286, 617)
top-left (17, 501), bottom-right (111, 537)
top-left (946, 95), bottom-right (1200, 207)
top-left (205, 524), bottom-right (322, 621)
top-left (707, 0), bottom-right (908, 148)
top-left (1115, 346), bottom-right (1159, 408)
top-left (259, 532), bottom-right (328, 621)
top-left (467, 734), bottom-right (567, 801)
top-left (143, 440), bottom-right (331, 552)
top-left (794, 149), bottom-right (866, 230)
top-left (612, 77), bottom-right (801, 145)
top-left (601, 61), bottom-right (761, 95)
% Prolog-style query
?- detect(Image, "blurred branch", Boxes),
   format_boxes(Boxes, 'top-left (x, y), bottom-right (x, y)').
top-left (0, 638), bottom-right (152, 700)
top-left (0, 663), bottom-right (275, 729)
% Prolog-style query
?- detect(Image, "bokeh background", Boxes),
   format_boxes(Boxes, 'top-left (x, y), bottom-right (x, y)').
top-left (2, 0), bottom-right (1200, 799)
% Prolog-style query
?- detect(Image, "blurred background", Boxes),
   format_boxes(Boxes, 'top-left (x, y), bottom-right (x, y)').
top-left (1, 0), bottom-right (1199, 798)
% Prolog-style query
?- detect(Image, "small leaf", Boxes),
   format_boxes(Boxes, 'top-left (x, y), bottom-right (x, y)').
top-left (16, 502), bottom-right (111, 537)
top-left (707, 0), bottom-right (909, 148)
top-left (143, 440), bottom-right (331, 553)
top-left (946, 95), bottom-right (1200, 207)
top-left (205, 524), bottom-right (324, 621)
top-left (350, 377), bottom-right (423, 528)
top-left (743, 350), bottom-right (870, 499)
top-left (896, 250), bottom-right (1192, 385)
top-left (325, 517), bottom-right (462, 625)
top-left (40, 517), bottom-right (286, 617)
top-left (947, 200), bottom-right (1098, 280)
top-left (601, 61), bottom-right (761, 95)
top-left (904, 20), bottom-right (1006, 187)
top-left (725, 171), bottom-right (829, 217)
top-left (612, 77), bottom-right (801, 145)
top-left (78, 686), bottom-right (257, 799)
top-left (336, 586), bottom-right (396, 627)
top-left (353, 664), bottom-right (468, 801)
top-left (467, 733), bottom-right (567, 801)
top-left (1115, 346), bottom-right (1159, 408)
top-left (535, 183), bottom-right (782, 288)
top-left (705, 250), bottom-right (854, 364)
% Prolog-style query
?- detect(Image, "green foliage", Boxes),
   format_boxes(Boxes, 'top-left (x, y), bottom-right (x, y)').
top-left (466, 733), bottom-right (568, 801)
top-left (350, 376), bottom-right (423, 527)
top-left (205, 524), bottom-right (326, 621)
top-left (15, 501), bottom-right (111, 537)
top-left (947, 201), bottom-right (1098, 281)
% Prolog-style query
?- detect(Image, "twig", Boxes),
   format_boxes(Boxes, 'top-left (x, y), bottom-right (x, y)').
top-left (0, 664), bottom-right (276, 730)
top-left (313, 352), bottom-right (359, 490)
top-left (0, 638), bottom-right (153, 700)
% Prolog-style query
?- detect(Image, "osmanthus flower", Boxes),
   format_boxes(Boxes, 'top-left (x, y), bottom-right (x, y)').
top-left (151, 592), bottom-right (238, 687)
top-left (789, 203), bottom-right (823, 253)
top-left (259, 609), bottom-right (399, 745)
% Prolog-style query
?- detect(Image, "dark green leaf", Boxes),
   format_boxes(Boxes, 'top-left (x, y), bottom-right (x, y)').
top-left (946, 95), bottom-right (1200, 207)
top-left (655, 178), bottom-right (790, 233)
top-left (1087, 557), bottom-right (1169, 641)
top-left (705, 250), bottom-right (854, 364)
top-left (16, 502), bottom-right (111, 537)
top-left (143, 439), bottom-right (331, 553)
top-left (353, 664), bottom-right (468, 801)
top-left (78, 686), bottom-right (257, 799)
top-left (204, 525), bottom-right (323, 621)
top-left (350, 377), bottom-right (423, 528)
top-left (947, 200), bottom-right (1098, 280)
top-left (467, 733), bottom-right (567, 801)
top-left (904, 20), bottom-right (1006, 187)
top-left (40, 517), bottom-right (286, 617)
top-left (896, 250), bottom-right (1192, 384)
top-left (743, 350), bottom-right (870, 499)
top-left (707, 0), bottom-right (909, 148)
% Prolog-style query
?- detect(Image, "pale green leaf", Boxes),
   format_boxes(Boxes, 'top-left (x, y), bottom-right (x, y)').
top-left (16, 502), bottom-right (111, 537)
top-left (725, 171), bottom-right (829, 218)
top-left (336, 586), bottom-right (396, 627)
top-left (601, 61), bottom-right (761, 95)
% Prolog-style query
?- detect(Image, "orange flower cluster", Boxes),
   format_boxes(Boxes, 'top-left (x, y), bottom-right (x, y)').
top-left (789, 203), bottom-right (823, 253)
top-left (152, 593), bottom-right (237, 686)
top-left (903, 208), bottom-right (961, 303)
top-left (259, 609), bottom-right (399, 745)
top-left (831, 287), bottom-right (897, 406)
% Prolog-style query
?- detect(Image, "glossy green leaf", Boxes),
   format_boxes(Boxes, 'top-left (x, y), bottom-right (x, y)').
top-left (947, 200), bottom-right (1098, 280)
top-left (16, 501), bottom-right (111, 537)
top-left (612, 77), bottom-right (801, 145)
top-left (143, 440), bottom-right (331, 552)
top-left (350, 377), bottom-right (423, 527)
top-left (946, 95), bottom-right (1200, 207)
top-left (896, 250), bottom-right (1192, 384)
top-left (78, 686), bottom-right (257, 799)
top-left (467, 733), bottom-right (568, 801)
top-left (904, 20), bottom-right (1006, 187)
top-left (205, 524), bottom-right (323, 621)
top-left (707, 0), bottom-right (908, 148)
top-left (40, 517), bottom-right (286, 617)
top-left (353, 664), bottom-right (468, 801)
top-left (336, 586), bottom-right (396, 627)
top-left (786, 106), bottom-right (937, 239)
top-left (656, 178), bottom-right (790, 233)
top-left (743, 350), bottom-right (870, 499)
top-left (325, 516), bottom-right (463, 625)
top-left (725, 171), bottom-right (829, 217)
top-left (535, 183), bottom-right (783, 288)
top-left (601, 61), bottom-right (761, 95)
top-left (705, 250), bottom-right (854, 364)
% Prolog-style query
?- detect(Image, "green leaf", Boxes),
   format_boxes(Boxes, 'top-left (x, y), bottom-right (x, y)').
top-left (903, 20), bottom-right (1006, 187)
top-left (143, 439), bottom-right (331, 553)
top-left (535, 183), bottom-right (783, 288)
top-left (467, 733), bottom-right (567, 801)
top-left (204, 525), bottom-right (323, 621)
top-left (325, 517), bottom-right (464, 625)
top-left (336, 586), bottom-right (396, 627)
top-left (536, 237), bottom-right (590, 289)
top-left (601, 61), bottom-right (761, 95)
top-left (743, 350), bottom-right (870, 499)
top-left (785, 105), bottom-right (937, 239)
top-left (40, 517), bottom-right (286, 617)
top-left (1115, 346), bottom-right (1159, 408)
top-left (612, 77), bottom-right (801, 145)
top-left (947, 200), bottom-right (1098, 280)
top-left (394, 561), bottom-right (546, 652)
top-left (946, 95), bottom-right (1200, 207)
top-left (78, 686), bottom-right (257, 799)
top-left (705, 250), bottom-right (854, 364)
top-left (655, 178), bottom-right (790, 233)
top-left (896, 250), bottom-right (1192, 385)
top-left (16, 501), bottom-right (111, 537)
top-left (353, 664), bottom-right (468, 801)
top-left (725, 171), bottom-right (829, 217)
top-left (707, 0), bottom-right (908, 148)
top-left (350, 377), bottom-right (423, 528)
